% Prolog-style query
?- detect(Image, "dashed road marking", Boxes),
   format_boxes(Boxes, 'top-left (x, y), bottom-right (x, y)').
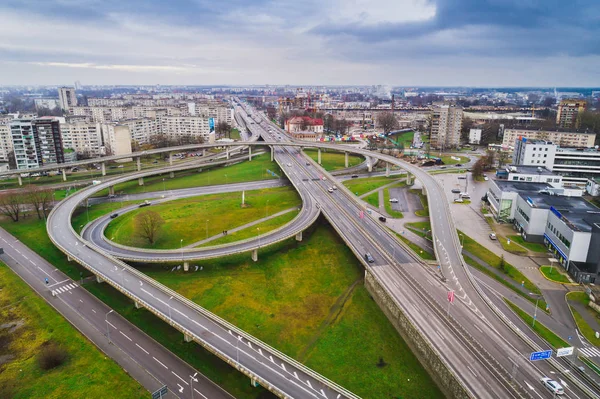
top-left (153, 356), bottom-right (168, 369)
top-left (135, 343), bottom-right (149, 354)
top-left (119, 331), bottom-right (132, 341)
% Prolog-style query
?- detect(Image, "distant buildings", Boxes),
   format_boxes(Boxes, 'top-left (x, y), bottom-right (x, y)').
top-left (429, 104), bottom-right (463, 150)
top-left (502, 128), bottom-right (595, 148)
top-left (58, 87), bottom-right (77, 111)
top-left (469, 128), bottom-right (482, 145)
top-left (556, 99), bottom-right (586, 129)
top-left (10, 118), bottom-right (64, 170)
top-left (60, 122), bottom-right (103, 158)
top-left (34, 98), bottom-right (60, 110)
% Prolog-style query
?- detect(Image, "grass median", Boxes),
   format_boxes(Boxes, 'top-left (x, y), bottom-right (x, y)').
top-left (343, 176), bottom-right (402, 196)
top-left (105, 186), bottom-right (301, 249)
top-left (0, 262), bottom-right (145, 398)
top-left (304, 149), bottom-right (363, 171)
top-left (504, 299), bottom-right (568, 349)
top-left (566, 292), bottom-right (600, 347)
top-left (507, 235), bottom-right (548, 253)
top-left (540, 266), bottom-right (572, 284)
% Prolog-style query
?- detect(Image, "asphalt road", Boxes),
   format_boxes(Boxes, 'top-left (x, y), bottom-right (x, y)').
top-left (0, 227), bottom-right (233, 399)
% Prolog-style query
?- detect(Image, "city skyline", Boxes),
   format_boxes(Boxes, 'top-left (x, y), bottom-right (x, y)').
top-left (0, 0), bottom-right (599, 86)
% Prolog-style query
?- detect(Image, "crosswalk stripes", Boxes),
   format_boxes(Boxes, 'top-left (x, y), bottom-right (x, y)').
top-left (579, 347), bottom-right (600, 358)
top-left (51, 282), bottom-right (78, 296)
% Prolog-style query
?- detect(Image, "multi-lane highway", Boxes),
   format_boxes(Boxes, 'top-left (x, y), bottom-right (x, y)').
top-left (40, 101), bottom-right (600, 398)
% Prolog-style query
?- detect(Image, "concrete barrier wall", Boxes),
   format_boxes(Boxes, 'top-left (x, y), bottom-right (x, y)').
top-left (364, 271), bottom-right (471, 399)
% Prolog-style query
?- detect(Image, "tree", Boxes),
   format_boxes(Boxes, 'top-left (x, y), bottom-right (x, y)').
top-left (323, 114), bottom-right (334, 133)
top-left (497, 151), bottom-right (511, 169)
top-left (26, 187), bottom-right (53, 220)
top-left (542, 96), bottom-right (555, 107)
top-left (134, 210), bottom-right (165, 245)
top-left (472, 158), bottom-right (485, 180)
top-left (0, 191), bottom-right (24, 222)
top-left (7, 151), bottom-right (16, 170)
top-left (578, 111), bottom-right (600, 133)
top-left (215, 121), bottom-right (231, 138)
top-left (377, 112), bottom-right (398, 134)
top-left (461, 117), bottom-right (475, 142)
top-left (149, 134), bottom-right (171, 149)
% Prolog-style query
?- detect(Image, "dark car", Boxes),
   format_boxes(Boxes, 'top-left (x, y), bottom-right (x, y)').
top-left (110, 213), bottom-right (118, 219)
top-left (305, 162), bottom-right (310, 166)
top-left (451, 188), bottom-right (461, 193)
top-left (455, 163), bottom-right (463, 167)
top-left (364, 253), bottom-right (375, 263)
top-left (351, 175), bottom-right (359, 178)
top-left (378, 216), bottom-right (387, 222)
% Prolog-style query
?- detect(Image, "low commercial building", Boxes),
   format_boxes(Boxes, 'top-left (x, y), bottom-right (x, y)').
top-left (487, 180), bottom-right (553, 222)
top-left (285, 116), bottom-right (324, 141)
top-left (586, 178), bottom-right (600, 196)
top-left (497, 165), bottom-right (563, 188)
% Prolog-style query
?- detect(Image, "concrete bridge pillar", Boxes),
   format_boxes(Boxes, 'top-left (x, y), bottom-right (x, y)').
top-left (108, 186), bottom-right (115, 196)
top-left (202, 149), bottom-right (206, 157)
top-left (295, 231), bottom-right (303, 242)
top-left (406, 173), bottom-right (412, 185)
top-left (96, 275), bottom-right (104, 283)
top-left (226, 147), bottom-right (230, 160)
top-left (134, 301), bottom-right (143, 309)
top-left (169, 152), bottom-right (173, 166)
top-left (17, 175), bottom-right (22, 186)
top-left (248, 146), bottom-right (252, 161)
top-left (170, 171), bottom-right (174, 178)
top-left (184, 333), bottom-right (193, 343)
top-left (422, 186), bottom-right (427, 196)
top-left (67, 255), bottom-right (72, 262)
top-left (136, 157), bottom-right (141, 172)
top-left (385, 162), bottom-right (390, 177)
top-left (252, 249), bottom-right (258, 262)
top-left (183, 261), bottom-right (189, 272)
top-left (138, 177), bottom-right (144, 186)
top-left (367, 157), bottom-right (373, 173)
top-left (270, 146), bottom-right (274, 162)
top-left (317, 149), bottom-right (322, 165)
top-left (101, 162), bottom-right (106, 176)
top-left (345, 152), bottom-right (349, 168)
top-left (62, 169), bottom-right (67, 182)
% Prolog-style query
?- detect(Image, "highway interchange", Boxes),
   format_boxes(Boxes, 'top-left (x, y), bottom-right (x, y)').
top-left (3, 99), bottom-right (594, 398)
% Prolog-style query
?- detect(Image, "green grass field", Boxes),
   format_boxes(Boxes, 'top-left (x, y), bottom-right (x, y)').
top-left (504, 299), bottom-right (568, 349)
top-left (388, 131), bottom-right (415, 148)
top-left (106, 186), bottom-right (301, 249)
top-left (142, 224), bottom-right (441, 399)
top-left (71, 200), bottom-right (142, 234)
top-left (440, 155), bottom-right (469, 165)
top-left (540, 266), bottom-right (572, 284)
top-left (343, 176), bottom-right (402, 196)
top-left (197, 210), bottom-right (299, 247)
top-left (566, 292), bottom-right (600, 347)
top-left (406, 221), bottom-right (432, 238)
top-left (507, 235), bottom-right (548, 253)
top-left (0, 263), bottom-right (145, 399)
top-left (393, 231), bottom-right (435, 260)
top-left (107, 153), bottom-right (279, 195)
top-left (304, 149), bottom-right (363, 171)
top-left (364, 192), bottom-right (380, 208)
top-left (498, 235), bottom-right (528, 255)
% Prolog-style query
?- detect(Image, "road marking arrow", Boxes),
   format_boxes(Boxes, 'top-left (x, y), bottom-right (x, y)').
top-left (525, 381), bottom-right (536, 391)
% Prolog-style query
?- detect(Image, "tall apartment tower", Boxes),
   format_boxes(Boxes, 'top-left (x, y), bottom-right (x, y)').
top-left (429, 104), bottom-right (463, 150)
top-left (10, 118), bottom-right (64, 170)
top-left (58, 87), bottom-right (78, 111)
top-left (556, 99), bottom-right (586, 129)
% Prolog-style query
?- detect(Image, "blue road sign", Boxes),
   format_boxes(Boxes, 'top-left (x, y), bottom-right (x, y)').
top-left (529, 350), bottom-right (552, 361)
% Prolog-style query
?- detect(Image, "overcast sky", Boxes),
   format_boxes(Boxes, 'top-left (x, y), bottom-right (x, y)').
top-left (1, 0), bottom-right (599, 87)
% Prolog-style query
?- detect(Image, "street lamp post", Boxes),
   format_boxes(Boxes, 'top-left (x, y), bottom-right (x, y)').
top-left (190, 372), bottom-right (198, 399)
top-left (168, 296), bottom-right (173, 323)
top-left (460, 234), bottom-right (464, 248)
top-left (162, 178), bottom-right (166, 197)
top-left (529, 292), bottom-right (541, 327)
top-left (180, 239), bottom-right (184, 264)
top-left (105, 309), bottom-right (114, 343)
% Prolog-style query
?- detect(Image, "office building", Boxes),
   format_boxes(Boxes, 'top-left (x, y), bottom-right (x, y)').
top-left (502, 128), bottom-right (595, 148)
top-left (556, 99), bottom-right (586, 129)
top-left (10, 118), bottom-right (64, 170)
top-left (512, 139), bottom-right (557, 167)
top-left (429, 104), bottom-right (463, 149)
top-left (58, 87), bottom-right (77, 111)
top-left (496, 165), bottom-right (563, 188)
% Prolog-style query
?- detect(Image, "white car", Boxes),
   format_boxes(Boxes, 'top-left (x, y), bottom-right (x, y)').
top-left (484, 176), bottom-right (489, 181)
top-left (389, 198), bottom-right (398, 203)
top-left (541, 378), bottom-right (564, 395)
top-left (286, 163), bottom-right (292, 167)
top-left (453, 198), bottom-right (464, 203)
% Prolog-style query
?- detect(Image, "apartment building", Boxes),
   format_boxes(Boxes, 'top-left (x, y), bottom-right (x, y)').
top-left (87, 98), bottom-right (127, 107)
top-left (100, 123), bottom-right (132, 160)
top-left (10, 118), bottom-right (64, 169)
top-left (159, 116), bottom-right (211, 142)
top-left (34, 98), bottom-right (60, 110)
top-left (556, 99), bottom-right (586, 129)
top-left (60, 122), bottom-right (103, 157)
top-left (120, 118), bottom-right (159, 144)
top-left (429, 104), bottom-right (463, 149)
top-left (502, 128), bottom-right (595, 148)
top-left (58, 87), bottom-right (77, 111)
top-left (0, 124), bottom-right (13, 163)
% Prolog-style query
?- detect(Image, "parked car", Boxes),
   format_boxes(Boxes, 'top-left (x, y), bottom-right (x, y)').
top-left (454, 198), bottom-right (464, 203)
top-left (460, 193), bottom-right (471, 199)
top-left (378, 216), bottom-right (387, 222)
top-left (364, 253), bottom-right (375, 263)
top-left (489, 233), bottom-right (497, 240)
top-left (451, 188), bottom-right (461, 193)
top-left (458, 176), bottom-right (467, 180)
top-left (484, 176), bottom-right (489, 181)
top-left (389, 198), bottom-right (399, 203)
top-left (541, 378), bottom-right (564, 395)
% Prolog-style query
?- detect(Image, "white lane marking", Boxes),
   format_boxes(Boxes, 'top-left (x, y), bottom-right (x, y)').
top-left (153, 357), bottom-right (168, 369)
top-left (119, 331), bottom-right (132, 341)
top-left (177, 384), bottom-right (184, 393)
top-left (321, 389), bottom-right (328, 398)
top-left (466, 365), bottom-right (477, 377)
top-left (135, 343), bottom-right (149, 354)
top-left (172, 371), bottom-right (190, 385)
top-left (79, 299), bottom-right (83, 303)
top-left (194, 388), bottom-right (208, 399)
top-left (307, 380), bottom-right (313, 389)
top-left (281, 363), bottom-right (286, 371)
top-left (473, 324), bottom-right (483, 334)
top-left (91, 309), bottom-right (96, 314)
top-left (107, 321), bottom-right (117, 330)
top-left (68, 291), bottom-right (72, 295)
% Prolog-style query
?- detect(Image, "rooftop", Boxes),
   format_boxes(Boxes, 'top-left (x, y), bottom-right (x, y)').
top-left (520, 192), bottom-right (600, 232)
top-left (507, 165), bottom-right (555, 176)
top-left (494, 180), bottom-right (553, 193)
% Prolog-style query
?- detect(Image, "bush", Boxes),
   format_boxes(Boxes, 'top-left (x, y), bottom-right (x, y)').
top-left (37, 341), bottom-right (68, 370)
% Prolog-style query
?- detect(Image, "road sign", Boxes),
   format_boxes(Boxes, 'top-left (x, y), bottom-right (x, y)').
top-left (529, 350), bottom-right (552, 361)
top-left (152, 385), bottom-right (168, 399)
top-left (556, 347), bottom-right (574, 357)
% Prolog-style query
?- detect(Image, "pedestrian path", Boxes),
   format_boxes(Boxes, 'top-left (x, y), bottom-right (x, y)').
top-left (579, 346), bottom-right (600, 358)
top-left (51, 282), bottom-right (78, 296)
